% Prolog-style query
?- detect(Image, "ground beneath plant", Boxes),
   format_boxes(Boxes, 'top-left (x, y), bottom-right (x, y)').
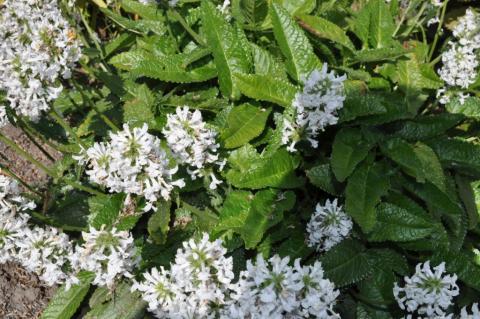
top-left (0, 124), bottom-right (62, 318)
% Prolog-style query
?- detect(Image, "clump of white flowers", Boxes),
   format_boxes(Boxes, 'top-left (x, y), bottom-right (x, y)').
top-left (133, 233), bottom-right (236, 318)
top-left (71, 226), bottom-right (137, 289)
top-left (0, 0), bottom-right (82, 126)
top-left (460, 303), bottom-right (480, 319)
top-left (163, 107), bottom-right (224, 190)
top-left (306, 199), bottom-right (352, 252)
top-left (75, 124), bottom-right (184, 212)
top-left (0, 211), bottom-right (30, 264)
top-left (282, 64), bottom-right (346, 152)
top-left (437, 8), bottom-right (480, 104)
top-left (0, 174), bottom-right (36, 215)
top-left (223, 254), bottom-right (340, 318)
top-left (393, 261), bottom-right (459, 317)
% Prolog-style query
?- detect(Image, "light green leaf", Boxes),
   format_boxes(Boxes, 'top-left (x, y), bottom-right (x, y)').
top-left (273, 0), bottom-right (316, 15)
top-left (345, 161), bottom-right (390, 232)
top-left (201, 1), bottom-right (252, 99)
top-left (148, 201), bottom-right (171, 245)
top-left (234, 73), bottom-right (297, 107)
top-left (100, 7), bottom-right (164, 35)
top-left (320, 240), bottom-right (373, 287)
top-left (270, 3), bottom-right (319, 81)
top-left (123, 84), bottom-right (156, 129)
top-left (88, 194), bottom-right (124, 229)
top-left (235, 0), bottom-right (269, 28)
top-left (350, 47), bottom-right (408, 63)
top-left (221, 104), bottom-right (271, 148)
top-left (331, 128), bottom-right (374, 182)
top-left (368, 203), bottom-right (436, 242)
top-left (215, 190), bottom-right (253, 232)
top-left (250, 43), bottom-right (288, 79)
top-left (368, 0), bottom-right (395, 48)
top-left (40, 272), bottom-right (94, 319)
top-left (446, 96), bottom-right (480, 119)
top-left (296, 14), bottom-right (355, 50)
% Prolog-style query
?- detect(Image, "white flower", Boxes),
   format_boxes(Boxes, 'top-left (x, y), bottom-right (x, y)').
top-left (438, 44), bottom-right (478, 89)
top-left (306, 199), bottom-right (352, 252)
top-left (0, 174), bottom-right (36, 215)
top-left (17, 226), bottom-right (74, 286)
top-left (0, 0), bottom-right (81, 124)
top-left (163, 106), bottom-right (223, 184)
top-left (138, 0), bottom-right (154, 4)
top-left (72, 225), bottom-right (137, 289)
top-left (76, 124), bottom-right (185, 212)
top-left (133, 233), bottom-right (236, 318)
top-left (460, 303), bottom-right (480, 319)
top-left (0, 106), bottom-right (8, 128)
top-left (393, 261), bottom-right (459, 317)
top-left (222, 254), bottom-right (340, 318)
top-left (0, 212), bottom-right (29, 264)
top-left (284, 64), bottom-right (346, 150)
top-left (453, 9), bottom-right (480, 49)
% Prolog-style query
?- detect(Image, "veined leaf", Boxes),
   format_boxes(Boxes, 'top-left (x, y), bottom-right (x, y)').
top-left (235, 0), bottom-right (269, 28)
top-left (428, 138), bottom-right (480, 177)
top-left (221, 104), bottom-right (271, 148)
top-left (446, 96), bottom-right (480, 119)
top-left (201, 1), bottom-right (252, 99)
top-left (88, 194), bottom-right (124, 229)
top-left (148, 201), bottom-right (171, 245)
top-left (368, 0), bottom-right (395, 48)
top-left (120, 0), bottom-right (163, 20)
top-left (250, 43), bottom-right (288, 79)
top-left (331, 128), bottom-right (374, 182)
top-left (270, 3), bottom-right (319, 81)
top-left (234, 73), bottom-right (297, 107)
top-left (368, 203), bottom-right (436, 242)
top-left (393, 113), bottom-right (464, 141)
top-left (296, 14), bottom-right (355, 51)
top-left (226, 147), bottom-right (302, 189)
top-left (345, 160), bottom-right (390, 232)
top-left (40, 272), bottom-right (94, 319)
top-left (215, 190), bottom-right (253, 232)
top-left (320, 240), bottom-right (373, 287)
top-left (100, 7), bottom-right (164, 35)
top-left (306, 163), bottom-right (338, 195)
top-left (350, 47), bottom-right (408, 63)
top-left (273, 0), bottom-right (316, 15)
top-left (432, 251), bottom-right (480, 291)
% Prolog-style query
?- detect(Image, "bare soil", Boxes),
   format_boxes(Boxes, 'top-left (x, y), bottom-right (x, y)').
top-left (0, 124), bottom-right (63, 318)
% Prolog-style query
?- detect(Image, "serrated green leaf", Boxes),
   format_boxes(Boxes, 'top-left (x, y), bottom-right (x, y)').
top-left (296, 14), bottom-right (355, 50)
top-left (201, 1), bottom-right (252, 99)
top-left (235, 0), bottom-right (269, 28)
top-left (84, 282), bottom-right (146, 319)
top-left (148, 201), bottom-right (171, 245)
top-left (446, 96), bottom-right (480, 119)
top-left (368, 0), bottom-right (395, 48)
top-left (226, 148), bottom-right (302, 189)
top-left (123, 84), bottom-right (156, 129)
top-left (331, 128), bottom-right (374, 182)
top-left (368, 203), bottom-right (436, 242)
top-left (40, 272), bottom-right (94, 319)
top-left (320, 240), bottom-right (373, 287)
top-left (358, 269), bottom-right (395, 305)
top-left (100, 7), bottom-right (164, 35)
top-left (382, 139), bottom-right (446, 192)
top-left (120, 0), bottom-right (163, 20)
top-left (428, 138), bottom-right (480, 177)
top-left (306, 163), bottom-right (338, 195)
top-left (455, 174), bottom-right (479, 230)
top-left (345, 161), bottom-right (390, 232)
top-left (270, 3), bottom-right (319, 81)
top-left (221, 104), bottom-right (271, 148)
top-left (339, 92), bottom-right (387, 122)
top-left (393, 113), bottom-right (464, 141)
top-left (350, 47), bottom-right (409, 63)
top-left (88, 194), bottom-right (124, 229)
top-left (215, 190), bottom-right (253, 232)
top-left (366, 248), bottom-right (409, 276)
top-left (250, 43), bottom-right (287, 79)
top-left (273, 0), bottom-right (316, 15)
top-left (234, 73), bottom-right (297, 107)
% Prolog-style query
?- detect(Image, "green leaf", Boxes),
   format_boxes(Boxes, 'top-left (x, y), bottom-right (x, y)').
top-left (234, 73), bottom-right (297, 107)
top-left (100, 7), bottom-right (164, 35)
top-left (368, 203), bottom-right (436, 242)
top-left (428, 138), bottom-right (480, 177)
top-left (123, 84), bottom-right (157, 129)
top-left (235, 0), bottom-right (269, 28)
top-left (270, 3), bottom-right (319, 81)
top-left (357, 269), bottom-right (395, 305)
top-left (432, 251), bottom-right (480, 291)
top-left (331, 128), bottom-right (374, 182)
top-left (455, 174), bottom-right (479, 230)
top-left (382, 139), bottom-right (446, 192)
top-left (345, 161), bottom-right (390, 232)
top-left (84, 282), bottom-right (146, 319)
top-left (40, 272), bottom-right (94, 319)
top-left (88, 194), bottom-right (124, 229)
top-left (120, 0), bottom-right (163, 20)
top-left (147, 201), bottom-right (171, 245)
top-left (201, 1), bottom-right (252, 99)
top-left (306, 163), bottom-right (338, 195)
top-left (215, 190), bottom-right (253, 232)
top-left (339, 92), bottom-right (387, 122)
top-left (273, 0), bottom-right (316, 15)
top-left (250, 43), bottom-right (287, 79)
top-left (446, 96), bottom-right (480, 119)
top-left (393, 113), bottom-right (464, 141)
top-left (368, 0), bottom-right (395, 48)
top-left (296, 14), bottom-right (355, 50)
top-left (350, 47), bottom-right (408, 63)
top-left (320, 240), bottom-right (373, 287)
top-left (226, 147), bottom-right (303, 189)
top-left (221, 104), bottom-right (271, 148)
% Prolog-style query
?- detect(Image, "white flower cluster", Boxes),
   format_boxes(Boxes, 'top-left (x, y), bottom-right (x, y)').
top-left (0, 0), bottom-right (81, 126)
top-left (134, 234), bottom-right (340, 319)
top-left (282, 64), bottom-right (346, 152)
top-left (0, 174), bottom-right (78, 287)
top-left (163, 107), bottom-right (224, 190)
top-left (71, 226), bottom-right (138, 289)
top-left (460, 303), bottom-right (480, 319)
top-left (75, 124), bottom-right (185, 212)
top-left (306, 199), bottom-right (352, 252)
top-left (437, 9), bottom-right (480, 104)
top-left (132, 233), bottom-right (236, 318)
top-left (223, 254), bottom-right (340, 319)
top-left (393, 261), bottom-right (459, 317)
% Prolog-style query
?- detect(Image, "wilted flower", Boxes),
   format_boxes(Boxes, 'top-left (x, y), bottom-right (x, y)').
top-left (393, 261), bottom-right (459, 317)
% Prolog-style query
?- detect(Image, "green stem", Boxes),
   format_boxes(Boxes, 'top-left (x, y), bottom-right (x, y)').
top-left (49, 109), bottom-right (86, 148)
top-left (0, 163), bottom-right (43, 198)
top-left (16, 117), bottom-right (63, 155)
top-left (170, 9), bottom-right (206, 46)
top-left (428, 0), bottom-right (449, 62)
top-left (16, 123), bottom-right (56, 162)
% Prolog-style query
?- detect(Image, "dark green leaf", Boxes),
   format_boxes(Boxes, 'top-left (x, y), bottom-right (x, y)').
top-left (306, 163), bottom-right (338, 195)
